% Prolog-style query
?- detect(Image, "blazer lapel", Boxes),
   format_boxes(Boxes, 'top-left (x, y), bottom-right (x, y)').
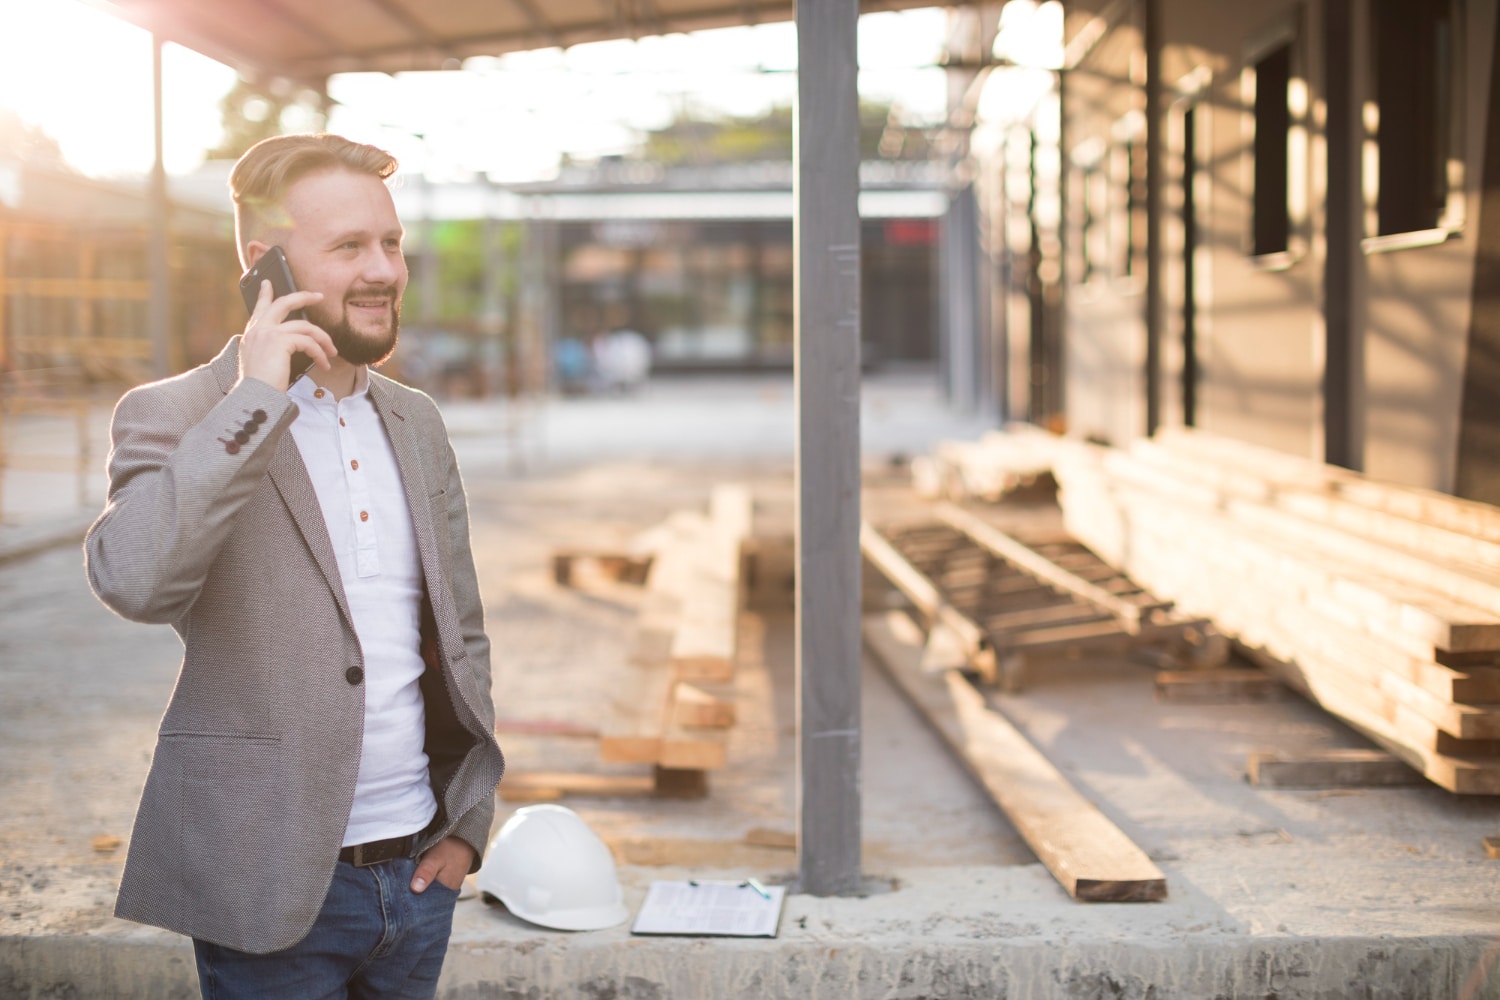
top-left (268, 444), bottom-right (356, 633)
top-left (367, 377), bottom-right (446, 607)
top-left (212, 337), bottom-right (356, 632)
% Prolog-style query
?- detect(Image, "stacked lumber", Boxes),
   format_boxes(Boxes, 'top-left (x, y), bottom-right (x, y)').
top-left (596, 484), bottom-right (754, 789)
top-left (911, 422), bottom-right (1062, 502)
top-left (1052, 428), bottom-right (1500, 794)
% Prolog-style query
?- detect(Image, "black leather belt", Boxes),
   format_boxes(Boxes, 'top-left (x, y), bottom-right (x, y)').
top-left (339, 833), bottom-right (417, 867)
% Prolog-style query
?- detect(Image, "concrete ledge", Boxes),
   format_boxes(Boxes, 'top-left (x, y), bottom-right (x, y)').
top-left (0, 512), bottom-right (94, 566)
top-left (7, 864), bottom-right (1499, 999)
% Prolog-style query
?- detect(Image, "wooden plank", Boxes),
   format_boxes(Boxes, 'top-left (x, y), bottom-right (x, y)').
top-left (744, 827), bottom-right (797, 850)
top-left (597, 650), bottom-right (675, 764)
top-left (671, 681), bottom-right (736, 728)
top-left (936, 503), bottom-right (1146, 629)
top-left (1237, 643), bottom-right (1500, 794)
top-left (494, 716), bottom-right (599, 739)
top-left (551, 550), bottom-right (651, 587)
top-left (1099, 449), bottom-right (1500, 650)
top-left (1245, 750), bottom-right (1424, 788)
top-left (670, 586), bottom-right (739, 681)
top-left (599, 518), bottom-right (701, 765)
top-left (860, 520), bottom-right (996, 680)
top-left (1078, 470), bottom-right (1500, 654)
top-left (500, 772), bottom-right (658, 801)
top-left (709, 482), bottom-right (755, 542)
top-left (1155, 668), bottom-right (1285, 703)
top-left (652, 766), bottom-right (710, 799)
top-left (996, 617), bottom-right (1132, 653)
top-left (601, 624), bottom-right (730, 770)
top-left (1151, 426), bottom-right (1500, 548)
top-left (983, 601), bottom-right (1112, 634)
top-left (669, 485), bottom-right (750, 681)
top-left (1223, 498), bottom-right (1500, 618)
top-left (864, 609), bottom-right (1167, 902)
top-left (1246, 592), bottom-right (1500, 741)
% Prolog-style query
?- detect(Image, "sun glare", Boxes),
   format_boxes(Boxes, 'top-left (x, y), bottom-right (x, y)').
top-left (0, 1), bottom-right (948, 183)
top-left (0, 0), bottom-right (235, 177)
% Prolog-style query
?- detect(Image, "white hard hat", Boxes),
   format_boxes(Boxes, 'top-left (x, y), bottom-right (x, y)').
top-left (475, 804), bottom-right (630, 931)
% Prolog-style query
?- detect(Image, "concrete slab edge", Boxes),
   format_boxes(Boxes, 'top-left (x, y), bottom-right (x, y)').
top-left (0, 514), bottom-right (93, 567)
top-left (6, 929), bottom-right (1498, 999)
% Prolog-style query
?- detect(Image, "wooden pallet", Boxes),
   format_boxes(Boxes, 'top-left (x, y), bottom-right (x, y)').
top-left (862, 511), bottom-right (1208, 692)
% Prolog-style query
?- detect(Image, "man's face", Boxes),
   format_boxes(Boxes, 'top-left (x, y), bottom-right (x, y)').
top-left (279, 167), bottom-right (408, 367)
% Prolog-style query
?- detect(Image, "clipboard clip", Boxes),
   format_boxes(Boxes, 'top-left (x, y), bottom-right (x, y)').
top-left (688, 877), bottom-right (772, 900)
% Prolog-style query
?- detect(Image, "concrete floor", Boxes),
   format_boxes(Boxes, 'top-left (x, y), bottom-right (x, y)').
top-left (2, 371), bottom-right (1499, 998)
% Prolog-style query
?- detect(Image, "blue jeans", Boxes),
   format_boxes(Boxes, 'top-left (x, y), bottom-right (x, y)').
top-left (193, 855), bottom-right (460, 1000)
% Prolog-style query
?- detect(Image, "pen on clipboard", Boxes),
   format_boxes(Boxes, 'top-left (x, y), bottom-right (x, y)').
top-left (688, 877), bottom-right (772, 900)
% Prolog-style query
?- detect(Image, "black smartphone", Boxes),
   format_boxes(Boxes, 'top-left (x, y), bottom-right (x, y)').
top-left (238, 246), bottom-right (315, 384)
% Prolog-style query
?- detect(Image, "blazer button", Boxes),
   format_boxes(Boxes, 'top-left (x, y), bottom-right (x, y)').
top-left (345, 666), bottom-right (364, 685)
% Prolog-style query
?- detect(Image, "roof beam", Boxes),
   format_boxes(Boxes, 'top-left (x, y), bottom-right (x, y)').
top-left (360, 0), bottom-right (464, 63)
top-left (506, 0), bottom-right (568, 50)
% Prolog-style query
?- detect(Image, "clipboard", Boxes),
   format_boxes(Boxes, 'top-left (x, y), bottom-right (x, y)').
top-left (629, 879), bottom-right (786, 937)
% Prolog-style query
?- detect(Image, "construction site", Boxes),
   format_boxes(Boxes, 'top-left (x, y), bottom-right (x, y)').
top-left (3, 374), bottom-right (1498, 998)
top-left (4, 0), bottom-right (1500, 996)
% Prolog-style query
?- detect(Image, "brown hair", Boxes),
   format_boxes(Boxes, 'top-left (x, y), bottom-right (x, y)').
top-left (229, 133), bottom-right (399, 262)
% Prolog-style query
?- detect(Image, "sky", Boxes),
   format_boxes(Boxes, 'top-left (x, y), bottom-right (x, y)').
top-left (0, 0), bottom-right (954, 183)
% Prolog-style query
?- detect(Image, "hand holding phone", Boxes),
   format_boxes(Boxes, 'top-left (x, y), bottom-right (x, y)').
top-left (239, 247), bottom-right (316, 385)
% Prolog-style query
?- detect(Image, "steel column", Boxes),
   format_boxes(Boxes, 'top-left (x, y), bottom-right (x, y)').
top-left (148, 35), bottom-right (171, 378)
top-left (794, 0), bottom-right (862, 896)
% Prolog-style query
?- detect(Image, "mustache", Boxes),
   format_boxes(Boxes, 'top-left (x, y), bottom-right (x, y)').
top-left (345, 286), bottom-right (399, 303)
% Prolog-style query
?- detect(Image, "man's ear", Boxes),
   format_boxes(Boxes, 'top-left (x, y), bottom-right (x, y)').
top-left (244, 241), bottom-right (272, 270)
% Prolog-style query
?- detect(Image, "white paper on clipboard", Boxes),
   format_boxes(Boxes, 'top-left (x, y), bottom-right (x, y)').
top-left (630, 880), bottom-right (786, 937)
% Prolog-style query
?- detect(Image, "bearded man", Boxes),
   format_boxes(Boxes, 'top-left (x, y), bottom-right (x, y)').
top-left (84, 132), bottom-right (504, 999)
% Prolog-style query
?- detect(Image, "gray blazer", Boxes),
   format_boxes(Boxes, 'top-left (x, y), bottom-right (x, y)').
top-left (85, 338), bottom-right (505, 954)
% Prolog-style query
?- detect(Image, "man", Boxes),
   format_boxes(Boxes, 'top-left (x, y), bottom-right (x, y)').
top-left (84, 133), bottom-right (504, 998)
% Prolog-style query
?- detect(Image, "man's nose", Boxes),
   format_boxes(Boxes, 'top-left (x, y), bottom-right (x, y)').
top-left (362, 249), bottom-right (404, 285)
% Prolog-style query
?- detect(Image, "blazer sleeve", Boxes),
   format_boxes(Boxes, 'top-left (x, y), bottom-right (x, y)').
top-left (85, 377), bottom-right (297, 625)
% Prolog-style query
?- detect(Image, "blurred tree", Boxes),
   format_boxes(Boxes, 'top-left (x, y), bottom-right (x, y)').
top-left (631, 97), bottom-right (938, 166)
top-left (207, 78), bottom-right (329, 161)
top-left (0, 109), bottom-right (70, 168)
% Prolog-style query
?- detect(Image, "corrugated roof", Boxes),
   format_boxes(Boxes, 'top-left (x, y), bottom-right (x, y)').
top-left (85, 0), bottom-right (953, 83)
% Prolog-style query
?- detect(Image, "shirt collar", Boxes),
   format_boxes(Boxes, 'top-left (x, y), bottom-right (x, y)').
top-left (289, 365), bottom-right (370, 404)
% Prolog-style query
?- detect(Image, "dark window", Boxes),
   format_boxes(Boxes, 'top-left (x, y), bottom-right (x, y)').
top-left (1080, 163), bottom-right (1098, 284)
top-left (1124, 136), bottom-right (1146, 276)
top-left (1252, 42), bottom-right (1291, 256)
top-left (1371, 0), bottom-right (1454, 235)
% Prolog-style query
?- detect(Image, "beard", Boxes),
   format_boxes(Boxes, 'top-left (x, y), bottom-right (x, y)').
top-left (309, 287), bottom-right (402, 367)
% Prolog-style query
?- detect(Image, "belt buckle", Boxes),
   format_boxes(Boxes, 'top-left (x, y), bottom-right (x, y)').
top-left (348, 835), bottom-right (412, 867)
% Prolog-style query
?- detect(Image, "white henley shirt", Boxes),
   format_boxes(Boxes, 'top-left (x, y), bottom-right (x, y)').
top-left (288, 371), bottom-right (438, 847)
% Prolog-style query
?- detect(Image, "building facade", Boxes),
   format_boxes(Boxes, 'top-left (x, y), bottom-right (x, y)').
top-left (961, 0), bottom-right (1497, 500)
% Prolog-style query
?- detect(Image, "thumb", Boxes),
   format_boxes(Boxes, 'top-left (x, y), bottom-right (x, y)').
top-left (410, 858), bottom-right (442, 894)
